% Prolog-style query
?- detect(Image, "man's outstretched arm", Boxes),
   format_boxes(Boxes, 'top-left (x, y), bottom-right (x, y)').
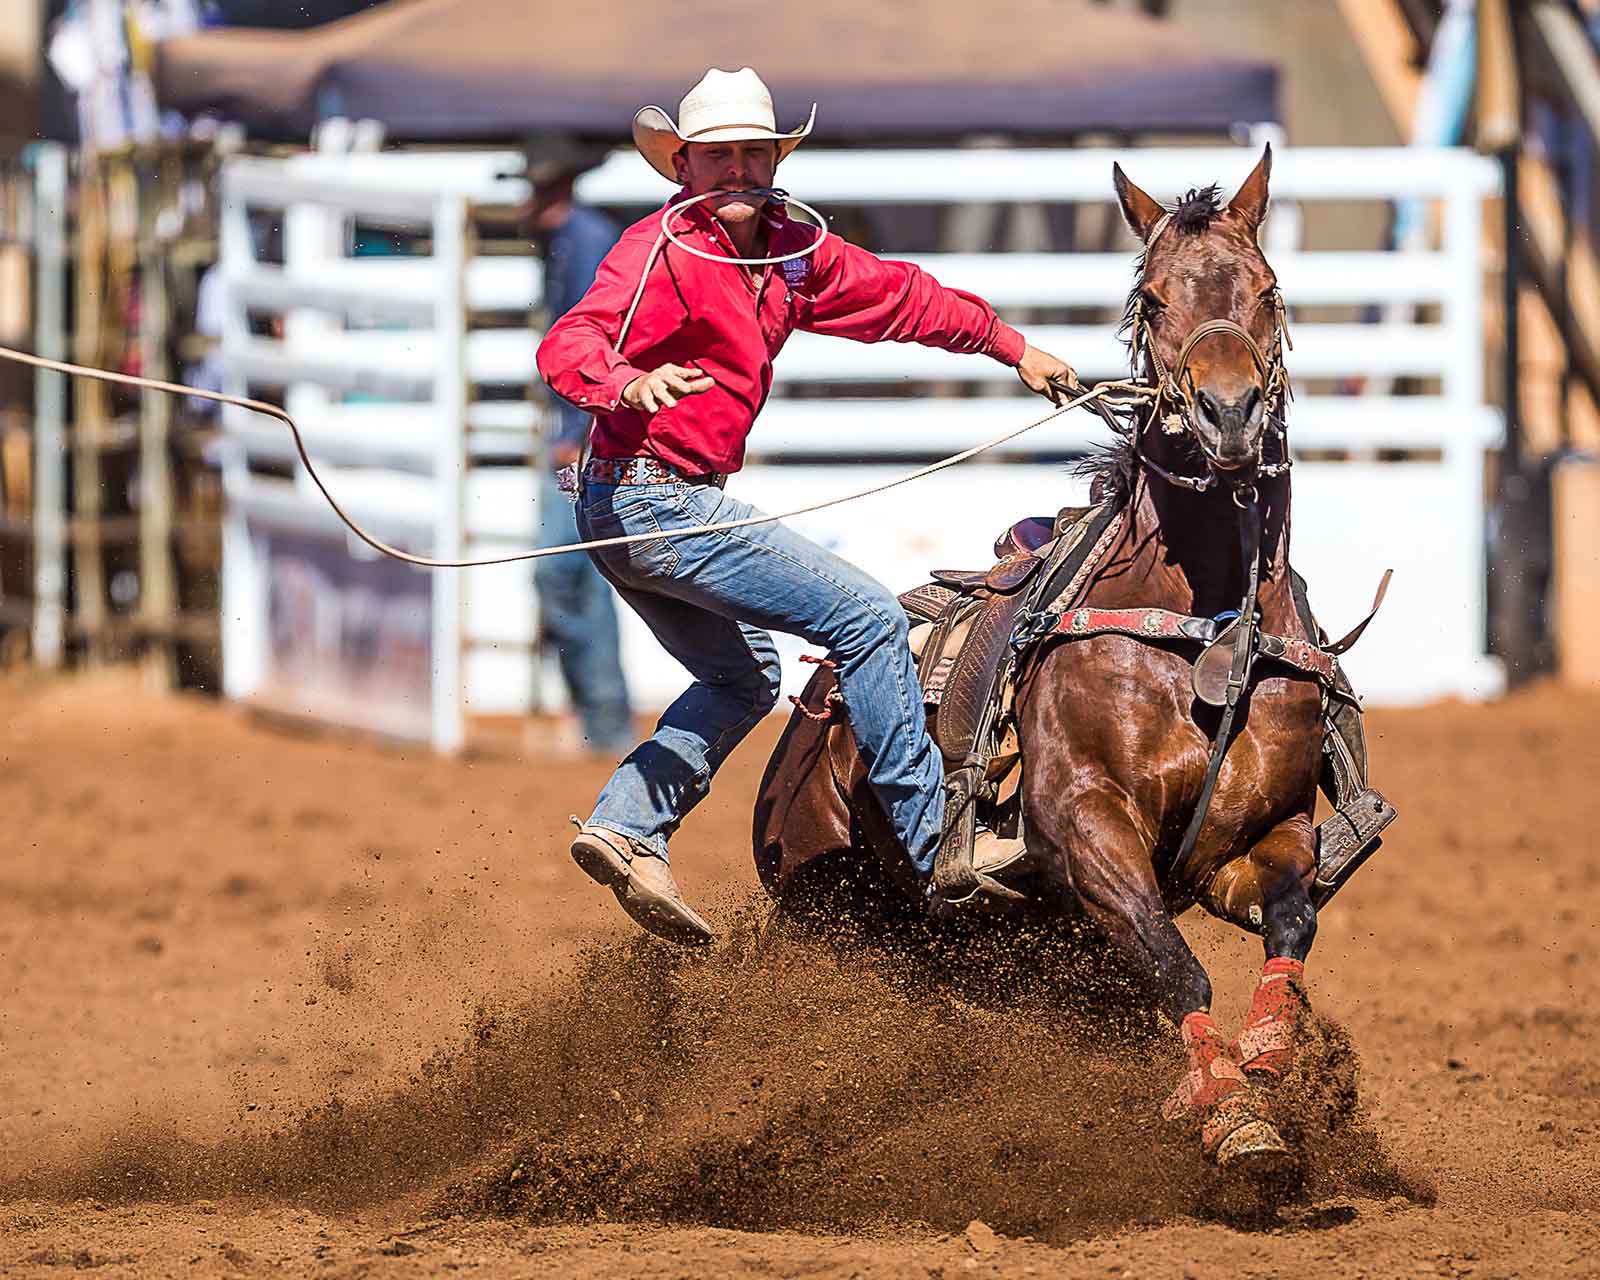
top-left (800, 236), bottom-right (1078, 401)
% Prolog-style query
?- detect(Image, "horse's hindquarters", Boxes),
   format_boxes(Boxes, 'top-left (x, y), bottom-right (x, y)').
top-left (752, 665), bottom-right (864, 898)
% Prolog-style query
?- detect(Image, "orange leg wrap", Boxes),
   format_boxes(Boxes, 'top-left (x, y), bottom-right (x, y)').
top-left (1162, 1010), bottom-right (1262, 1155)
top-left (1232, 956), bottom-right (1307, 1079)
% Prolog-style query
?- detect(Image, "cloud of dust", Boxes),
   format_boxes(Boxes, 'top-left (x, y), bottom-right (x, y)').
top-left (2, 901), bottom-right (1432, 1238)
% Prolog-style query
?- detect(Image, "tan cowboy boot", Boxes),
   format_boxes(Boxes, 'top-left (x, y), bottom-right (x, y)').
top-left (569, 825), bottom-right (714, 947)
top-left (973, 830), bottom-right (1030, 882)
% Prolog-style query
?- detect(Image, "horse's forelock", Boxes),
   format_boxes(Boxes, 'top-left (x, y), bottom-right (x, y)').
top-left (1172, 184), bottom-right (1223, 235)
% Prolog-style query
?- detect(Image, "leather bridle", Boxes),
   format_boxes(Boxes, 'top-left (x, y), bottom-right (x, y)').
top-left (1126, 213), bottom-right (1294, 495)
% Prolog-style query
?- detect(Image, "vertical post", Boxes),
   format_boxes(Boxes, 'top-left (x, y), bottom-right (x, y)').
top-left (1479, 0), bottom-right (1521, 470)
top-left (216, 170), bottom-right (264, 702)
top-left (1501, 146), bottom-right (1521, 477)
top-left (31, 143), bottom-right (68, 669)
top-left (282, 195), bottom-right (339, 479)
top-left (1481, 0), bottom-right (1547, 683)
top-left (1444, 161), bottom-right (1502, 695)
top-left (430, 194), bottom-right (467, 753)
top-left (138, 149), bottom-right (177, 684)
top-left (72, 151), bottom-right (108, 659)
top-left (1491, 145), bottom-right (1553, 681)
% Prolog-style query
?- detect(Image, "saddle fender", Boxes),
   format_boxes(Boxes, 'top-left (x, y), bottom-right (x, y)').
top-left (751, 664), bottom-right (854, 897)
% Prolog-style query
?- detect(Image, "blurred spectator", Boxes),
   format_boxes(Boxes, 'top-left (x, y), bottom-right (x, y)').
top-left (526, 134), bottom-right (634, 756)
top-left (41, 1), bottom-right (388, 145)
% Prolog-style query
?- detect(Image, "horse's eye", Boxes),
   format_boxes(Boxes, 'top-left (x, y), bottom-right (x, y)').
top-left (1141, 291), bottom-right (1165, 313)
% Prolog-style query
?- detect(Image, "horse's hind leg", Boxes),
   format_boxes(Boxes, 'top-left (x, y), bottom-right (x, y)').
top-left (1205, 814), bottom-right (1318, 1080)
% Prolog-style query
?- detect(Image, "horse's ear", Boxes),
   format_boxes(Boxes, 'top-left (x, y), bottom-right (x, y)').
top-left (1226, 143), bottom-right (1272, 230)
top-left (1113, 163), bottom-right (1165, 242)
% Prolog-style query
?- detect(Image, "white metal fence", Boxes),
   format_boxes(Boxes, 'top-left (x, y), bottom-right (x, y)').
top-left (216, 150), bottom-right (531, 751)
top-left (216, 145), bottom-right (1503, 750)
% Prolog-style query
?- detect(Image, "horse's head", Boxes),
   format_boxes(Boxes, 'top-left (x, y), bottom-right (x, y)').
top-left (1113, 146), bottom-right (1287, 484)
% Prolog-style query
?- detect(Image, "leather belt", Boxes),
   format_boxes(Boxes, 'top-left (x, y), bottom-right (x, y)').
top-left (582, 456), bottom-right (727, 489)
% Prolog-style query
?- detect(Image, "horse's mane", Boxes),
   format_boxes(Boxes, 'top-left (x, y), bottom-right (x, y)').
top-left (1072, 414), bottom-right (1138, 504)
top-left (1085, 184), bottom-right (1230, 503)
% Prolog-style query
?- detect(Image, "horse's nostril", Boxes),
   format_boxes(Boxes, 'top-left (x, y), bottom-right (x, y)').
top-left (1195, 389), bottom-right (1223, 428)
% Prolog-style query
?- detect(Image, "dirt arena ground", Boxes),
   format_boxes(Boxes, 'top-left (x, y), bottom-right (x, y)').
top-left (2, 668), bottom-right (1597, 1278)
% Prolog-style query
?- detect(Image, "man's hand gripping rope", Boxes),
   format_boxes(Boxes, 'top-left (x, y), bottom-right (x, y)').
top-left (0, 344), bottom-right (1141, 571)
top-left (1019, 346), bottom-right (1080, 404)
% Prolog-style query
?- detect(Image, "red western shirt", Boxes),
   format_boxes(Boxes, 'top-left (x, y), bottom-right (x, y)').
top-left (536, 192), bottom-right (1027, 477)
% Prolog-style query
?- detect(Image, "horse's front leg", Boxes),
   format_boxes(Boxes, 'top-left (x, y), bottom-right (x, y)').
top-left (1205, 813), bottom-right (1318, 1080)
top-left (1029, 781), bottom-right (1211, 1019)
top-left (1027, 779), bottom-right (1272, 1161)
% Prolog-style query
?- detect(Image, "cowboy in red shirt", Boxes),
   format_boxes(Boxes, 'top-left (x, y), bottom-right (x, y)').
top-left (539, 68), bottom-right (1076, 944)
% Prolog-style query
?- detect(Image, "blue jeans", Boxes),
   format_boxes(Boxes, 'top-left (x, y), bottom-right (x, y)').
top-left (575, 478), bottom-right (944, 875)
top-left (535, 467), bottom-right (634, 752)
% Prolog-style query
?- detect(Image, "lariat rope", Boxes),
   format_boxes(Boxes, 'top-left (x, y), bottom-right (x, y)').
top-left (0, 341), bottom-right (1151, 569)
top-left (0, 190), bottom-right (1299, 572)
top-left (0, 182), bottom-right (1156, 569)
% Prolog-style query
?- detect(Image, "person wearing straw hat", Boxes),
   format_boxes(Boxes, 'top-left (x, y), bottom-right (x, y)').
top-left (538, 67), bottom-right (1078, 945)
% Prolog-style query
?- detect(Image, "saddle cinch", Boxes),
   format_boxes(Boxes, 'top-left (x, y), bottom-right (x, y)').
top-left (897, 503), bottom-right (1397, 909)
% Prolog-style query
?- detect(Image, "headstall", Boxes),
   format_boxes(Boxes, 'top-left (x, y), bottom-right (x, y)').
top-left (1124, 212), bottom-right (1295, 495)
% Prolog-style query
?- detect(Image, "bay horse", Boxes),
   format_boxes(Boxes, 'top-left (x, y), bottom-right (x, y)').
top-left (754, 148), bottom-right (1335, 1177)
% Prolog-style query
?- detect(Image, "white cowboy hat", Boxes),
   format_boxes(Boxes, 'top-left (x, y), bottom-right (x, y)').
top-left (632, 67), bottom-right (816, 183)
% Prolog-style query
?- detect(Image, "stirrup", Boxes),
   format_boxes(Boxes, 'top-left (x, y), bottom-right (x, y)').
top-left (925, 870), bottom-right (1027, 921)
top-left (1311, 786), bottom-right (1396, 907)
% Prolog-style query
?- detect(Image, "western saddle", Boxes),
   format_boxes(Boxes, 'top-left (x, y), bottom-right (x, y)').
top-left (869, 504), bottom-right (1397, 911)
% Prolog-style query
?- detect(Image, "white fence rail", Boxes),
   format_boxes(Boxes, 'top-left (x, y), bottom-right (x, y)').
top-left (217, 145), bottom-right (1504, 751)
top-left (217, 151), bottom-right (529, 751)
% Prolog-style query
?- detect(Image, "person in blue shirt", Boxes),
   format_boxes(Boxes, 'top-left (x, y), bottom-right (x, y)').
top-left (526, 135), bottom-right (634, 755)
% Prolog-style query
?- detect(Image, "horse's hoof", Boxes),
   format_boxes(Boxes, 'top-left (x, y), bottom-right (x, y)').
top-left (1214, 1118), bottom-right (1294, 1180)
top-left (1205, 1118), bottom-right (1299, 1220)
